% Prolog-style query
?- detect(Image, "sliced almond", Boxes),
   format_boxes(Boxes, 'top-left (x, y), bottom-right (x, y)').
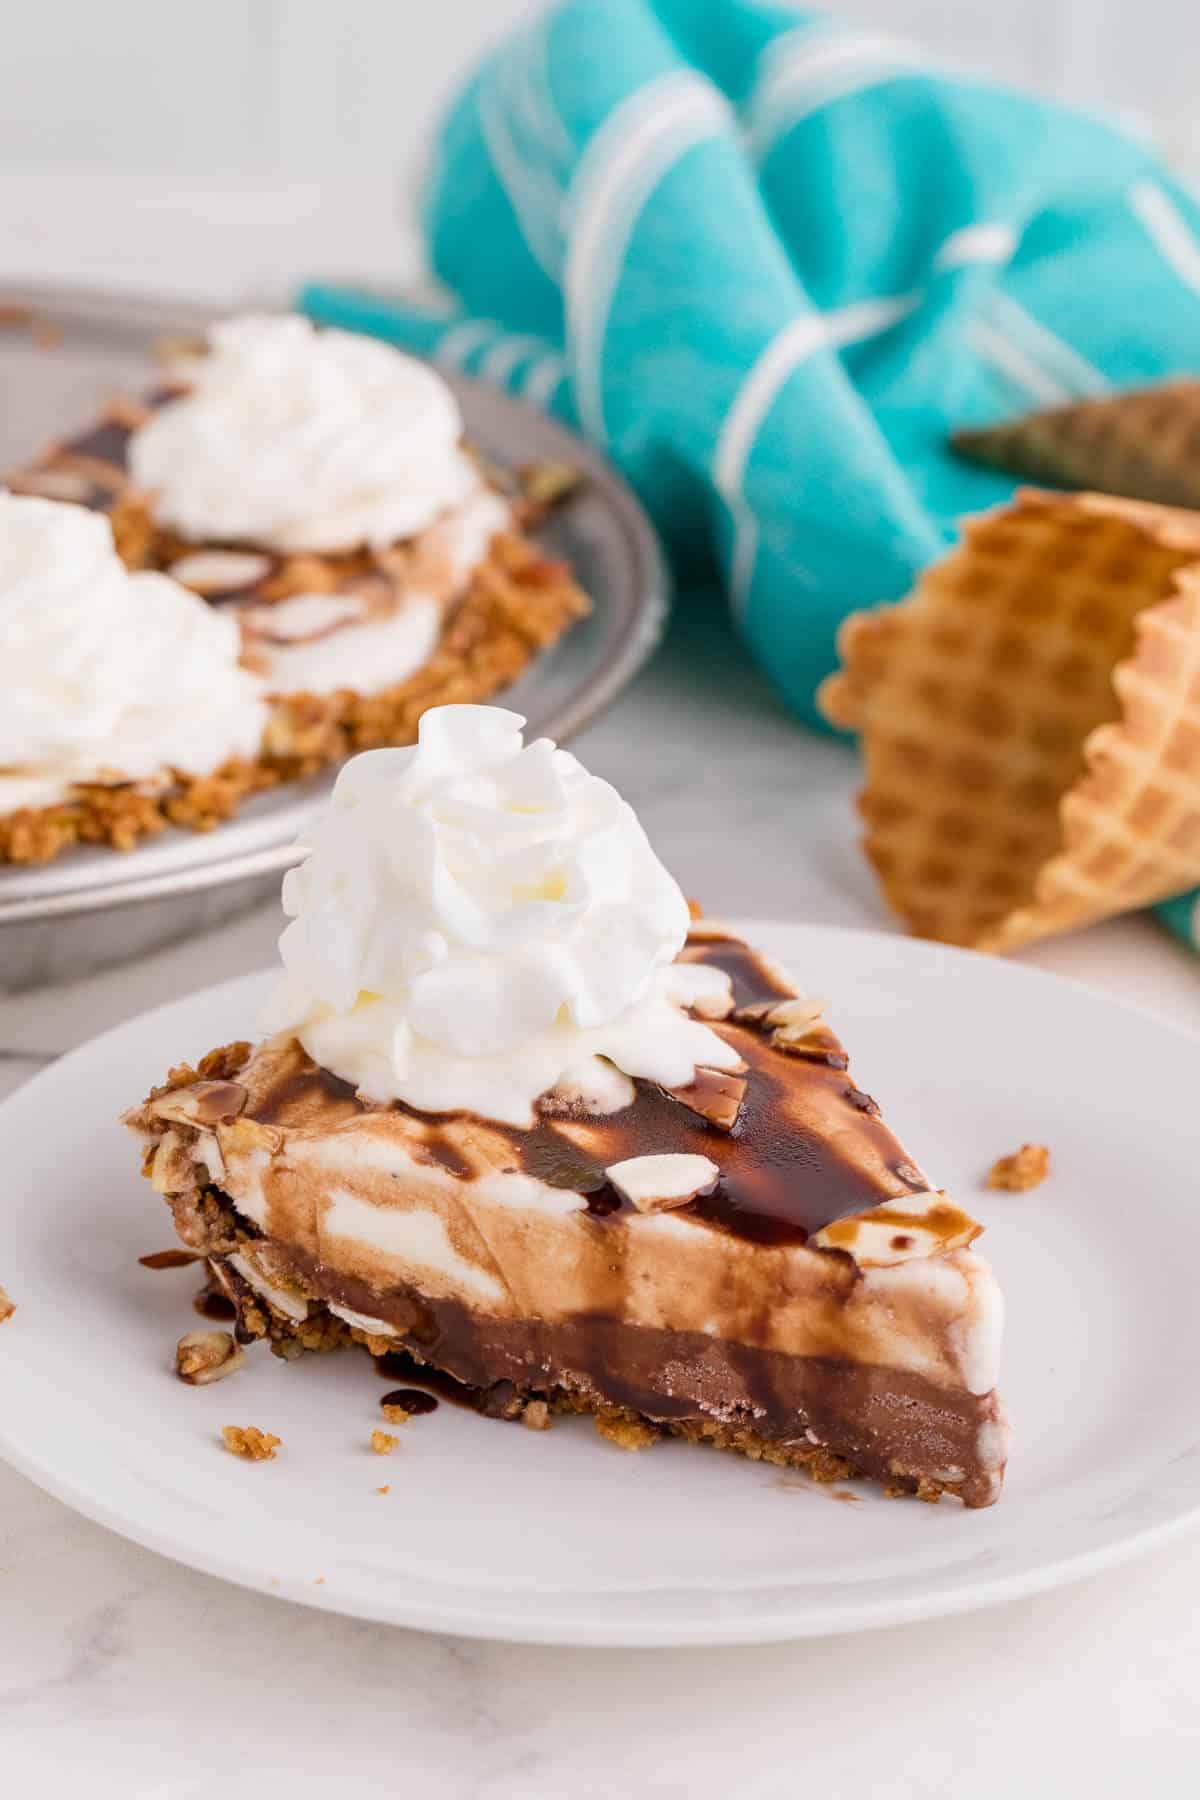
top-left (228, 1251), bottom-right (310, 1323)
top-left (223, 1116), bottom-right (282, 1155)
top-left (605, 1152), bottom-right (719, 1213)
top-left (768, 996), bottom-right (827, 1047)
top-left (812, 1192), bottom-right (981, 1265)
top-left (194, 1130), bottom-right (226, 1183)
top-left (732, 1000), bottom-right (775, 1025)
top-left (150, 1129), bottom-right (195, 1195)
top-left (735, 992), bottom-right (823, 1030)
top-left (168, 550), bottom-right (274, 595)
top-left (239, 592), bottom-right (366, 643)
top-left (175, 1329), bottom-right (245, 1384)
top-left (149, 1079), bottom-right (247, 1128)
top-left (663, 1068), bottom-right (747, 1132)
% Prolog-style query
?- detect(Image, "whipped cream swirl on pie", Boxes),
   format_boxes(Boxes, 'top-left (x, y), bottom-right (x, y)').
top-left (129, 314), bottom-right (482, 554)
top-left (262, 705), bottom-right (743, 1125)
top-left (0, 493), bottom-right (267, 810)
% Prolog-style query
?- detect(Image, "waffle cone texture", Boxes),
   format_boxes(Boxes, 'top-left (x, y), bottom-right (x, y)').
top-left (819, 490), bottom-right (1200, 952)
top-left (952, 381), bottom-right (1200, 512)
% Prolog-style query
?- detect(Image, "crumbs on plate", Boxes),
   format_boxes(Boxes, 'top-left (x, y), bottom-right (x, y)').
top-left (987, 1143), bottom-right (1050, 1191)
top-left (222, 1425), bottom-right (281, 1462)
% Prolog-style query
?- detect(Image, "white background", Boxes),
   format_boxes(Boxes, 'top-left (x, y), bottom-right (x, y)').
top-left (2, 0), bottom-right (1197, 182)
top-left (0, 0), bottom-right (1197, 305)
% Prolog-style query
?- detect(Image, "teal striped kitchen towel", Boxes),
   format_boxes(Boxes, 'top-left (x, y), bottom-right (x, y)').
top-left (302, 0), bottom-right (1200, 950)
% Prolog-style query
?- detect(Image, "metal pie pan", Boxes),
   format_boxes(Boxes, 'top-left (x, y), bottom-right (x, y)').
top-left (0, 284), bottom-right (668, 989)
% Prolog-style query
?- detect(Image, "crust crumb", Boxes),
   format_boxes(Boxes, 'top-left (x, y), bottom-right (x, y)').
top-left (0, 1285), bottom-right (14, 1324)
top-left (522, 1399), bottom-right (552, 1431)
top-left (376, 1484), bottom-right (391, 1495)
top-left (371, 1429), bottom-right (399, 1456)
top-left (222, 1425), bottom-right (281, 1461)
top-left (594, 1413), bottom-right (659, 1452)
top-left (380, 1402), bottom-right (411, 1425)
top-left (988, 1143), bottom-right (1050, 1191)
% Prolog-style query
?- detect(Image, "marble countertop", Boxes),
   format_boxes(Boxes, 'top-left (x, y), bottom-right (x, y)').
top-left (1, 208), bottom-right (1199, 1793)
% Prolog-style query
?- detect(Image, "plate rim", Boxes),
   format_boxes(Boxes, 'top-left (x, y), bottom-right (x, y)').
top-left (2, 917), bottom-right (1200, 1646)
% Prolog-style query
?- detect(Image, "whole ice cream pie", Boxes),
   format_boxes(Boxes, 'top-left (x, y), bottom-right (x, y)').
top-left (124, 705), bottom-right (1009, 1506)
top-left (3, 315), bottom-right (588, 864)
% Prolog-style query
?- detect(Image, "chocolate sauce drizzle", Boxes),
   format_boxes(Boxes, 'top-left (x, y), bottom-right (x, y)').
top-left (66, 417), bottom-right (136, 469)
top-left (380, 1387), bottom-right (439, 1416)
top-left (244, 932), bottom-right (927, 1247)
top-left (194, 1288), bottom-right (238, 1321)
top-left (375, 1349), bottom-right (488, 1414)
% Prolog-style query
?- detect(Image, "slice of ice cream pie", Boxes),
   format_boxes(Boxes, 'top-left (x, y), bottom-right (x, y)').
top-left (124, 705), bottom-right (1009, 1505)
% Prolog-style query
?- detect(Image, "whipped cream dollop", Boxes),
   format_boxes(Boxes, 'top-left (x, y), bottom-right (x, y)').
top-left (262, 706), bottom-right (742, 1126)
top-left (129, 314), bottom-right (482, 554)
top-left (0, 493), bottom-right (268, 809)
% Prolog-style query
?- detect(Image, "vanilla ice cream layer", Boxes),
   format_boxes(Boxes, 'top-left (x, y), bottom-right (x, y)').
top-left (205, 1036), bottom-right (1003, 1401)
top-left (249, 489), bottom-right (511, 697)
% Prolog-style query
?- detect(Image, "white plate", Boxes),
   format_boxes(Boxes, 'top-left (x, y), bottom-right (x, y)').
top-left (2, 920), bottom-right (1199, 1646)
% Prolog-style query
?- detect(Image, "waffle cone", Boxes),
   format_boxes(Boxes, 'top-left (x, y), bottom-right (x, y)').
top-left (818, 489), bottom-right (1200, 952)
top-left (952, 380), bottom-right (1200, 511)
